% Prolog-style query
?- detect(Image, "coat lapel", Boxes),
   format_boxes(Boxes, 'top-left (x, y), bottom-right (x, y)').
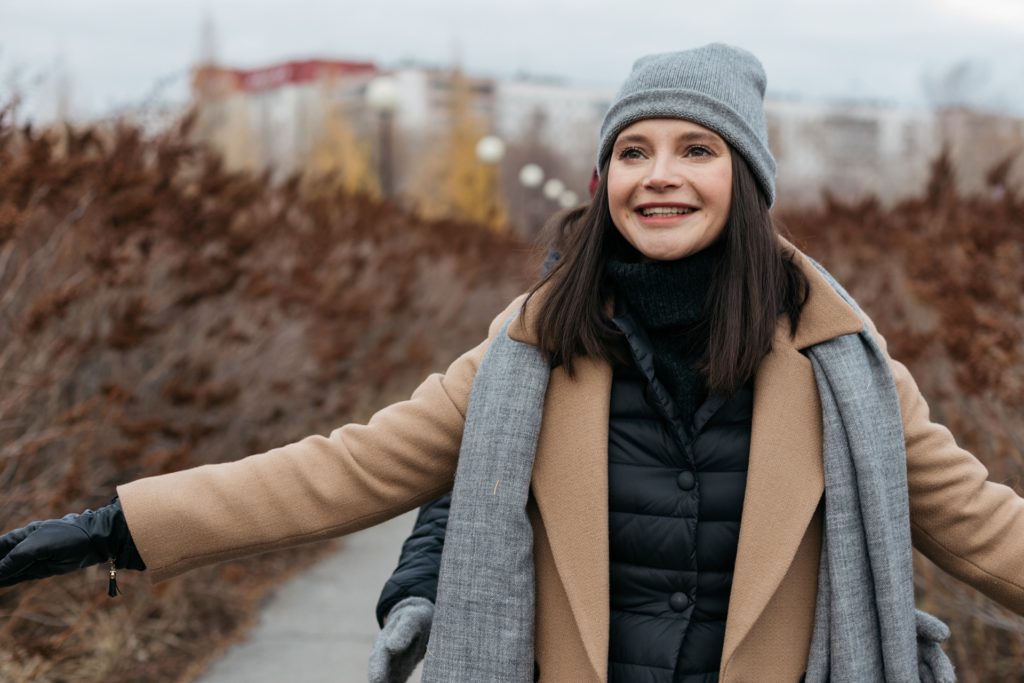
top-left (719, 335), bottom-right (825, 667)
top-left (720, 249), bottom-right (863, 668)
top-left (530, 356), bottom-right (612, 681)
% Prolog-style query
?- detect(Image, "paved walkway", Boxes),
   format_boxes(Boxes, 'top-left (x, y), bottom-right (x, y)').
top-left (195, 511), bottom-right (423, 683)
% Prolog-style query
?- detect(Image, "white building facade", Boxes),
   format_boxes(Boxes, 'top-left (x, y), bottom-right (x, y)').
top-left (191, 58), bottom-right (1023, 208)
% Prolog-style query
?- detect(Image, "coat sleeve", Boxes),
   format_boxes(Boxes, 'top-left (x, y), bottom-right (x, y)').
top-left (117, 296), bottom-right (528, 583)
top-left (869, 320), bottom-right (1024, 614)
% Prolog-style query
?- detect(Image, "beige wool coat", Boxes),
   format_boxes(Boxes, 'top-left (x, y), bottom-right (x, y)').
top-left (118, 247), bottom-right (1024, 682)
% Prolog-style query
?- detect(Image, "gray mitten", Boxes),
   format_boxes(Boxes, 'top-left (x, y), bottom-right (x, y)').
top-left (368, 596), bottom-right (434, 683)
top-left (915, 609), bottom-right (956, 683)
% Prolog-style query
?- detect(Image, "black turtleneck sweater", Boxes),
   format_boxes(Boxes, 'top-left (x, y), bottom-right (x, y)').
top-left (604, 241), bottom-right (720, 429)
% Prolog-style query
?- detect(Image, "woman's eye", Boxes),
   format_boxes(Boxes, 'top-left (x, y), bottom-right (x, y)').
top-left (618, 147), bottom-right (645, 160)
top-left (686, 145), bottom-right (713, 157)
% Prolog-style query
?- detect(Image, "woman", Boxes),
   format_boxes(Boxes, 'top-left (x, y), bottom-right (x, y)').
top-left (2, 43), bottom-right (1023, 683)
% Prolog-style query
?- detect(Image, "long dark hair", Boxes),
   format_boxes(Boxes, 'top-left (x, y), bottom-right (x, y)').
top-left (524, 151), bottom-right (808, 394)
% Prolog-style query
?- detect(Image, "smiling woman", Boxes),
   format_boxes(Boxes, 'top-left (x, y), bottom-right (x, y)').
top-left (4, 42), bottom-right (1024, 683)
top-left (374, 42), bottom-right (1024, 683)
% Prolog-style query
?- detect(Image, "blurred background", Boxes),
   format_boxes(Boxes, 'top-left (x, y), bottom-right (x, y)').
top-left (1, 2), bottom-right (1023, 682)
top-left (5, 0), bottom-right (1024, 227)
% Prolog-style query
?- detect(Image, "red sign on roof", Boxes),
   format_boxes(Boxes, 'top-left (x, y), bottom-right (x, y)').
top-left (194, 59), bottom-right (378, 94)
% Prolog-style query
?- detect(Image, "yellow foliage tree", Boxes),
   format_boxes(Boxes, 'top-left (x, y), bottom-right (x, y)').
top-left (309, 99), bottom-right (380, 198)
top-left (410, 70), bottom-right (507, 231)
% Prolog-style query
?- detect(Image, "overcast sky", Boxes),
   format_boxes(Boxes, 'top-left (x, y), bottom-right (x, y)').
top-left (2, 0), bottom-right (1024, 121)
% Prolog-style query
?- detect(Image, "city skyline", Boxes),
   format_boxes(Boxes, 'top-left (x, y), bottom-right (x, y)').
top-left (2, 0), bottom-right (1024, 122)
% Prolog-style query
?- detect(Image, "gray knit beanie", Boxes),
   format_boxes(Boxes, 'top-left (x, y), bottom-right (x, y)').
top-left (597, 43), bottom-right (776, 206)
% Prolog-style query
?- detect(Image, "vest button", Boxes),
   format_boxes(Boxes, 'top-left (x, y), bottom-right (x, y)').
top-left (669, 592), bottom-right (690, 612)
top-left (676, 470), bottom-right (696, 491)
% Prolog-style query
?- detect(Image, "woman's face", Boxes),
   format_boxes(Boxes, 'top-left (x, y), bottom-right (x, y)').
top-left (607, 118), bottom-right (733, 261)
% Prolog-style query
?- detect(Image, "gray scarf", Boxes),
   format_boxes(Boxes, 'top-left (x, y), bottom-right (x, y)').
top-left (803, 265), bottom-right (955, 683)
top-left (421, 268), bottom-right (955, 682)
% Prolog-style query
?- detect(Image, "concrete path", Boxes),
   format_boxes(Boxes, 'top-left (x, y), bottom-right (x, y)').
top-left (195, 511), bottom-right (423, 683)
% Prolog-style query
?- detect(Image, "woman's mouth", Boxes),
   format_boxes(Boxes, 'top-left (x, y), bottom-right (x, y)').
top-left (637, 206), bottom-right (697, 217)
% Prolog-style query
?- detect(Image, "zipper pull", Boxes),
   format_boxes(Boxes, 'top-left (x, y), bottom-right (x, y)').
top-left (108, 558), bottom-right (120, 598)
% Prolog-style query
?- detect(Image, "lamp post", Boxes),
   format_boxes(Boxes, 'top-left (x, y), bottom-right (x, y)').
top-left (366, 76), bottom-right (398, 197)
top-left (475, 135), bottom-right (506, 230)
top-left (518, 163), bottom-right (545, 235)
top-left (558, 190), bottom-right (579, 210)
top-left (543, 178), bottom-right (565, 202)
top-left (519, 163), bottom-right (544, 188)
top-left (475, 135), bottom-right (506, 164)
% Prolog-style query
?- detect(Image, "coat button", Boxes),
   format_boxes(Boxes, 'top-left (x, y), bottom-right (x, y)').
top-left (676, 471), bottom-right (696, 491)
top-left (669, 592), bottom-right (690, 612)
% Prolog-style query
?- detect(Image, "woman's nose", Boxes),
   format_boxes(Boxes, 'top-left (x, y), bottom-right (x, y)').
top-left (643, 156), bottom-right (684, 190)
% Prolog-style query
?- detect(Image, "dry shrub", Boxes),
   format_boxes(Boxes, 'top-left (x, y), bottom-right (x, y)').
top-left (0, 107), bottom-right (531, 682)
top-left (781, 149), bottom-right (1024, 682)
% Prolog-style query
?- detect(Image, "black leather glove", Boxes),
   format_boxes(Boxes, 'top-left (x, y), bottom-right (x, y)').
top-left (0, 498), bottom-right (145, 595)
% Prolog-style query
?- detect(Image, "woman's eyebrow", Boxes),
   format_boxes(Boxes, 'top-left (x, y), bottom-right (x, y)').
top-left (677, 131), bottom-right (725, 145)
top-left (615, 133), bottom-right (649, 146)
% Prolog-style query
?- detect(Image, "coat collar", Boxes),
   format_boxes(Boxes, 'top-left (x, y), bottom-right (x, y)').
top-left (510, 242), bottom-right (862, 681)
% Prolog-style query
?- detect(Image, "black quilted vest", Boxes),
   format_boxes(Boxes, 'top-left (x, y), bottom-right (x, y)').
top-left (605, 249), bottom-right (752, 683)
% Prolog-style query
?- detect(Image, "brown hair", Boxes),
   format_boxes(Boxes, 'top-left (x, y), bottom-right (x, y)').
top-left (524, 151), bottom-right (808, 394)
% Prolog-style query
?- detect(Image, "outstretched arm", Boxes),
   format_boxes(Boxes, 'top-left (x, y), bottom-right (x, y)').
top-left (894, 353), bottom-right (1024, 612)
top-left (117, 336), bottom-right (487, 583)
top-left (871, 318), bottom-right (1024, 613)
top-left (118, 295), bottom-right (529, 582)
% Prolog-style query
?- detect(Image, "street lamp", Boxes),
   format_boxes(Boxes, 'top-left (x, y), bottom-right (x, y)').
top-left (475, 135), bottom-right (506, 164)
top-left (518, 163), bottom-right (544, 188)
top-left (518, 163), bottom-right (545, 234)
top-left (543, 178), bottom-right (565, 201)
top-left (366, 75), bottom-right (398, 197)
top-left (475, 135), bottom-right (506, 230)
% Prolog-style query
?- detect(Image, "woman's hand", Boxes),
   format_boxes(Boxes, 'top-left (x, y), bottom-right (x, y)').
top-left (0, 499), bottom-right (145, 589)
top-left (369, 596), bottom-right (434, 683)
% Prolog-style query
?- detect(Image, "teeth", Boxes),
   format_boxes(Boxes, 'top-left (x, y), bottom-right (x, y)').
top-left (640, 207), bottom-right (695, 216)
